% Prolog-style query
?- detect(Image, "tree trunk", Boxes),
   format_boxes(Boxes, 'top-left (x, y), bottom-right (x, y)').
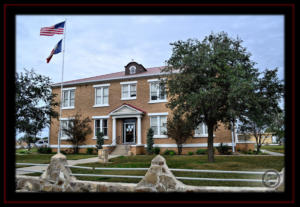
top-left (207, 123), bottom-right (215, 162)
top-left (256, 134), bottom-right (261, 154)
top-left (177, 144), bottom-right (182, 155)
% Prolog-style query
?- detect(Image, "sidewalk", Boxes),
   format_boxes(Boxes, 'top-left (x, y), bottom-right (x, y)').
top-left (16, 154), bottom-right (121, 175)
top-left (260, 149), bottom-right (284, 156)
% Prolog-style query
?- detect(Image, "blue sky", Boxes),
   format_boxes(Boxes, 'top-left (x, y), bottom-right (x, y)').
top-left (16, 15), bottom-right (284, 138)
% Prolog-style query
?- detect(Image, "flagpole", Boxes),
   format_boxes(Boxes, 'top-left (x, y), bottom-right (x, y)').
top-left (58, 19), bottom-right (67, 154)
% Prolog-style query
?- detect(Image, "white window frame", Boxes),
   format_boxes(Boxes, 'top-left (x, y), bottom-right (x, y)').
top-left (120, 81), bottom-right (137, 100)
top-left (148, 79), bottom-right (167, 103)
top-left (62, 87), bottom-right (76, 109)
top-left (59, 117), bottom-right (74, 140)
top-left (92, 116), bottom-right (109, 140)
top-left (93, 84), bottom-right (110, 107)
top-left (193, 123), bottom-right (210, 138)
top-left (148, 112), bottom-right (168, 138)
top-left (129, 66), bottom-right (136, 74)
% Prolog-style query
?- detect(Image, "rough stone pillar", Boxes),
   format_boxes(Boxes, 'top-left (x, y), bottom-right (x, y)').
top-left (98, 149), bottom-right (109, 163)
top-left (136, 155), bottom-right (186, 192)
top-left (40, 153), bottom-right (76, 191)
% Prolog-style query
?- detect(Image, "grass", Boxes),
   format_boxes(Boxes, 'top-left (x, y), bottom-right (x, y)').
top-left (67, 155), bottom-right (284, 187)
top-left (261, 145), bottom-right (284, 153)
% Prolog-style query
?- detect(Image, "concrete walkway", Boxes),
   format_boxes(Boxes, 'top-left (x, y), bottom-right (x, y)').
top-left (16, 154), bottom-right (121, 175)
top-left (260, 149), bottom-right (284, 156)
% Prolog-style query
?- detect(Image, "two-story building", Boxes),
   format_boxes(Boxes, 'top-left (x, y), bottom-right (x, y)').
top-left (49, 61), bottom-right (255, 154)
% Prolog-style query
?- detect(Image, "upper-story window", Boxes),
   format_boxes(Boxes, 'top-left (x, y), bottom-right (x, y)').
top-left (129, 66), bottom-right (136, 74)
top-left (62, 88), bottom-right (76, 109)
top-left (148, 79), bottom-right (167, 103)
top-left (120, 81), bottom-right (137, 100)
top-left (93, 84), bottom-right (110, 107)
top-left (194, 123), bottom-right (208, 137)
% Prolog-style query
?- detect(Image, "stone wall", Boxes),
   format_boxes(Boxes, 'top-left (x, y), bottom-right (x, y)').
top-left (16, 154), bottom-right (282, 193)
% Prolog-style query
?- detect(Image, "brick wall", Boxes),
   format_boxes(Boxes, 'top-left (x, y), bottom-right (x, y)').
top-left (50, 76), bottom-right (233, 154)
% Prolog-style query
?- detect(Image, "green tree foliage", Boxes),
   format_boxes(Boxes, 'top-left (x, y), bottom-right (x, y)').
top-left (166, 113), bottom-right (193, 155)
top-left (96, 131), bottom-right (105, 149)
top-left (238, 69), bottom-right (284, 153)
top-left (265, 111), bottom-right (285, 144)
top-left (162, 32), bottom-right (262, 162)
top-left (146, 128), bottom-right (154, 154)
top-left (62, 113), bottom-right (92, 154)
top-left (16, 69), bottom-right (58, 149)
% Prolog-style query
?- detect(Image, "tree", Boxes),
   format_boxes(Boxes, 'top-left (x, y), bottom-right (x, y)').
top-left (163, 32), bottom-right (260, 162)
top-left (166, 112), bottom-right (193, 155)
top-left (266, 111), bottom-right (285, 144)
top-left (62, 113), bottom-right (92, 154)
top-left (238, 69), bottom-right (284, 153)
top-left (16, 69), bottom-right (59, 150)
top-left (146, 128), bottom-right (154, 154)
top-left (96, 131), bottom-right (105, 150)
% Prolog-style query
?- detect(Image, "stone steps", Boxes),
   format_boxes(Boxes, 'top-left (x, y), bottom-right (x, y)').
top-left (110, 145), bottom-right (130, 156)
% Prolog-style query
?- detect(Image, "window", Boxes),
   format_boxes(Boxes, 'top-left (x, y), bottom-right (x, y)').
top-left (149, 114), bottom-right (168, 138)
top-left (93, 84), bottom-right (110, 107)
top-left (148, 79), bottom-right (167, 103)
top-left (120, 81), bottom-right (137, 100)
top-left (60, 119), bottom-right (74, 139)
top-left (129, 66), bottom-right (136, 74)
top-left (194, 123), bottom-right (208, 137)
top-left (94, 119), bottom-right (108, 138)
top-left (95, 87), bottom-right (109, 105)
top-left (62, 88), bottom-right (75, 109)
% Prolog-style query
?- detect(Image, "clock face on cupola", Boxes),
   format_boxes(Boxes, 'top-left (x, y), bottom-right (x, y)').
top-left (124, 61), bottom-right (147, 75)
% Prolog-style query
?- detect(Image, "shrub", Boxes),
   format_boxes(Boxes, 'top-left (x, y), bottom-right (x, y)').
top-left (96, 132), bottom-right (104, 150)
top-left (86, 148), bottom-right (95, 154)
top-left (17, 149), bottom-right (31, 154)
top-left (164, 149), bottom-right (176, 155)
top-left (146, 128), bottom-right (154, 154)
top-left (153, 147), bottom-right (160, 155)
top-left (60, 150), bottom-right (67, 155)
top-left (216, 143), bottom-right (232, 155)
top-left (196, 149), bottom-right (207, 155)
top-left (37, 147), bottom-right (52, 154)
top-left (188, 152), bottom-right (194, 155)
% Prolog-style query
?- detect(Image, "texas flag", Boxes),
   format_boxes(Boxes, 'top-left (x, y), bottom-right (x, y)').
top-left (46, 39), bottom-right (62, 63)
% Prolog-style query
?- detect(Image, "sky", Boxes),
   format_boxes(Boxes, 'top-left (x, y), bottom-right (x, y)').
top-left (16, 15), bottom-right (284, 138)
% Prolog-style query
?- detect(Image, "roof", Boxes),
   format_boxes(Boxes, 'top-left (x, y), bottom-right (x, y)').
top-left (52, 66), bottom-right (166, 87)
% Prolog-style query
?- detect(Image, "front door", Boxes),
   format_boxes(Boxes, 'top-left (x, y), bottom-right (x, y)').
top-left (123, 122), bottom-right (136, 144)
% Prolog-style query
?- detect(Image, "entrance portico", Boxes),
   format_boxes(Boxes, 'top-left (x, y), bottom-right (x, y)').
top-left (109, 104), bottom-right (145, 147)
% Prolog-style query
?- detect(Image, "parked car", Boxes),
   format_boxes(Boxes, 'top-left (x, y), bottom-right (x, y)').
top-left (35, 140), bottom-right (48, 148)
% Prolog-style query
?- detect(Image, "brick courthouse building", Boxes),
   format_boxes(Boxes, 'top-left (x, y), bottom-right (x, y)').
top-left (49, 61), bottom-right (254, 154)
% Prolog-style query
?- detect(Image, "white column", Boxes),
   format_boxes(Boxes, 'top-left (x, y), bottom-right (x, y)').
top-left (137, 115), bottom-right (142, 145)
top-left (112, 117), bottom-right (116, 146)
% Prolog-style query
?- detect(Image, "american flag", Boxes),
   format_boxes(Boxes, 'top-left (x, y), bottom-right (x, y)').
top-left (40, 21), bottom-right (65, 36)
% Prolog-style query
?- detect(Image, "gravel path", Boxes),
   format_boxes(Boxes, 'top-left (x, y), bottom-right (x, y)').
top-left (16, 154), bottom-right (121, 175)
top-left (260, 149), bottom-right (284, 156)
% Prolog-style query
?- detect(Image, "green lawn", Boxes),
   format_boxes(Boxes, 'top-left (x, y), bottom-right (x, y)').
top-left (261, 145), bottom-right (284, 153)
top-left (68, 155), bottom-right (284, 187)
